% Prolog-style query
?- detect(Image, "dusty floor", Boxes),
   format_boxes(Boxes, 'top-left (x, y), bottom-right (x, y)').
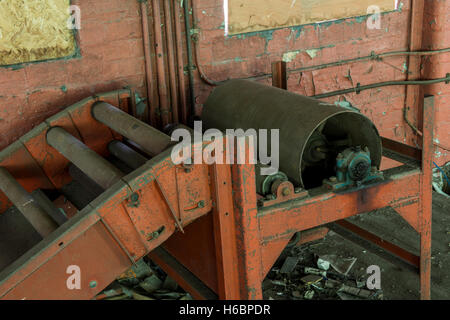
top-left (263, 192), bottom-right (450, 300)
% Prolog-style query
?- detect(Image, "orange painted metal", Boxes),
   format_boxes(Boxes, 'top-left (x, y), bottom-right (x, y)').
top-left (419, 96), bottom-right (434, 300)
top-left (0, 89), bottom-right (435, 300)
top-left (295, 227), bottom-right (329, 247)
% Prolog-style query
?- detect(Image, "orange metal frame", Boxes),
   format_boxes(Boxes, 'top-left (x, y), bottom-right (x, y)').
top-left (0, 89), bottom-right (434, 300)
top-left (150, 95), bottom-right (435, 300)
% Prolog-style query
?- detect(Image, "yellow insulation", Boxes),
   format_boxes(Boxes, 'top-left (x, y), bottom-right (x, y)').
top-left (228, 0), bottom-right (396, 35)
top-left (0, 0), bottom-right (76, 66)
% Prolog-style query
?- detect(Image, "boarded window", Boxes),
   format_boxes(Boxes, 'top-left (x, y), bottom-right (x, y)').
top-left (0, 0), bottom-right (76, 66)
top-left (227, 0), bottom-right (397, 35)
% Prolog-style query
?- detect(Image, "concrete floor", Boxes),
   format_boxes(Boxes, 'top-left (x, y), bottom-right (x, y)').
top-left (264, 192), bottom-right (450, 300)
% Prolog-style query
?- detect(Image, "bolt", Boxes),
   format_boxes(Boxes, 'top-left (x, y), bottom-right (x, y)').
top-left (89, 281), bottom-right (97, 288)
top-left (198, 200), bottom-right (205, 208)
top-left (130, 193), bottom-right (139, 202)
top-left (282, 187), bottom-right (291, 196)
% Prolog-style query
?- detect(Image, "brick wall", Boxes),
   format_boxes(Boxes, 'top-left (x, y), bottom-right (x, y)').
top-left (0, 0), bottom-right (448, 164)
top-left (0, 0), bottom-right (147, 150)
top-left (193, 0), bottom-right (449, 164)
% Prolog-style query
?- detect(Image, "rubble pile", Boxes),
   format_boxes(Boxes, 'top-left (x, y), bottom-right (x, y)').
top-left (262, 242), bottom-right (383, 300)
top-left (97, 259), bottom-right (191, 301)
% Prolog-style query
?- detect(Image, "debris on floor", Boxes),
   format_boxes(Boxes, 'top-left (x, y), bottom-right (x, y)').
top-left (262, 240), bottom-right (383, 300)
top-left (96, 258), bottom-right (190, 301)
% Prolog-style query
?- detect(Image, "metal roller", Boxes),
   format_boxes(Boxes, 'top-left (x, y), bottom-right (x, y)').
top-left (92, 102), bottom-right (173, 156)
top-left (46, 127), bottom-right (124, 189)
top-left (202, 80), bottom-right (382, 188)
top-left (108, 140), bottom-right (148, 170)
top-left (0, 167), bottom-right (58, 237)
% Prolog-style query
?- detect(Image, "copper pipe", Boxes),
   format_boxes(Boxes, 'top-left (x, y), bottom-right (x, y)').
top-left (152, 0), bottom-right (171, 127)
top-left (174, 0), bottom-right (188, 124)
top-left (140, 1), bottom-right (157, 125)
top-left (164, 0), bottom-right (179, 124)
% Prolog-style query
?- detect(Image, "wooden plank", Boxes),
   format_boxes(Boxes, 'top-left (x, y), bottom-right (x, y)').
top-left (228, 0), bottom-right (396, 34)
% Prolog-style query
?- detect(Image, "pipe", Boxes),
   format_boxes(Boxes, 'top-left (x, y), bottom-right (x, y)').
top-left (174, 0), bottom-right (189, 125)
top-left (0, 167), bottom-right (58, 237)
top-left (108, 140), bottom-right (148, 170)
top-left (193, 46), bottom-right (450, 86)
top-left (152, 0), bottom-right (171, 126)
top-left (92, 102), bottom-right (172, 156)
top-left (140, 1), bottom-right (156, 125)
top-left (47, 127), bottom-right (124, 189)
top-left (311, 75), bottom-right (450, 99)
top-left (164, 0), bottom-right (180, 124)
top-left (183, 0), bottom-right (196, 121)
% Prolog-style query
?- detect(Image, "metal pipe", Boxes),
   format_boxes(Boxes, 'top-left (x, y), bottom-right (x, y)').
top-left (183, 0), bottom-right (196, 121)
top-left (152, 0), bottom-right (171, 126)
top-left (164, 0), bottom-right (180, 124)
top-left (0, 167), bottom-right (58, 237)
top-left (68, 164), bottom-right (105, 197)
top-left (92, 102), bottom-right (172, 156)
top-left (108, 140), bottom-right (148, 170)
top-left (46, 127), bottom-right (124, 189)
top-left (174, 0), bottom-right (189, 124)
top-left (140, 1), bottom-right (157, 125)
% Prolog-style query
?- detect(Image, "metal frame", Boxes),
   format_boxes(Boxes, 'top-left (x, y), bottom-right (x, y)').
top-left (0, 88), bottom-right (434, 300)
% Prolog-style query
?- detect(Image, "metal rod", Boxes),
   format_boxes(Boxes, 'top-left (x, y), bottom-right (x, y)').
top-left (92, 102), bottom-right (172, 156)
top-left (140, 1), bottom-right (157, 125)
top-left (46, 127), bottom-right (124, 189)
top-left (164, 0), bottom-right (180, 124)
top-left (108, 140), bottom-right (148, 170)
top-left (152, 0), bottom-right (171, 126)
top-left (271, 61), bottom-right (287, 90)
top-left (183, 0), bottom-right (196, 121)
top-left (0, 167), bottom-right (58, 237)
top-left (174, 0), bottom-right (188, 124)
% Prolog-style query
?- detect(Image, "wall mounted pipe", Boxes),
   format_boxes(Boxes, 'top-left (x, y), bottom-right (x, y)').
top-left (0, 168), bottom-right (58, 237)
top-left (174, 0), bottom-right (189, 125)
top-left (152, 0), bottom-right (171, 126)
top-left (140, 1), bottom-right (157, 125)
top-left (92, 102), bottom-right (172, 156)
top-left (164, 0), bottom-right (180, 124)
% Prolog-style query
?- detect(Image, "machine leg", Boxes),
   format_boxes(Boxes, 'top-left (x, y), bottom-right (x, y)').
top-left (211, 164), bottom-right (241, 299)
top-left (419, 96), bottom-right (434, 300)
top-left (230, 139), bottom-right (263, 299)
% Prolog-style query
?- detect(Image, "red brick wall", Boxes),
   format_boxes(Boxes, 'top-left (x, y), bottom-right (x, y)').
top-left (0, 0), bottom-right (448, 165)
top-left (0, 0), bottom-right (147, 149)
top-left (193, 0), bottom-right (449, 164)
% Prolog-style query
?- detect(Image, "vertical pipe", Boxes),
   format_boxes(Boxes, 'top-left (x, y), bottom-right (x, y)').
top-left (174, 0), bottom-right (189, 125)
top-left (183, 0), bottom-right (196, 122)
top-left (0, 168), bottom-right (58, 237)
top-left (140, 1), bottom-right (156, 125)
top-left (271, 61), bottom-right (287, 90)
top-left (164, 0), bottom-right (180, 124)
top-left (152, 0), bottom-right (171, 127)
